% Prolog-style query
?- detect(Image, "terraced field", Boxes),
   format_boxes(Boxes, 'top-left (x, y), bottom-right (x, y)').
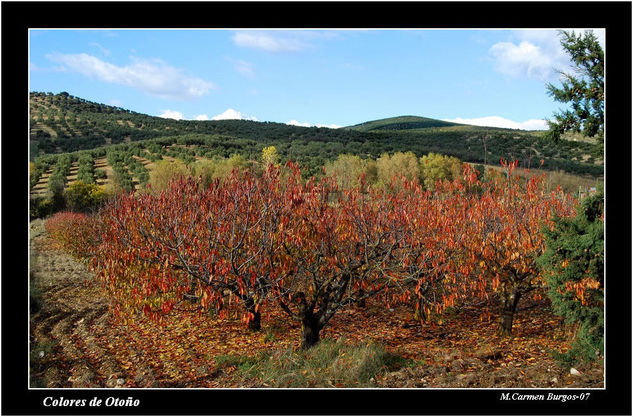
top-left (30, 156), bottom-right (154, 197)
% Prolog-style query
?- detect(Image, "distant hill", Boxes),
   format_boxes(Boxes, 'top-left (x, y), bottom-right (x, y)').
top-left (346, 116), bottom-right (460, 131)
top-left (29, 92), bottom-right (604, 177)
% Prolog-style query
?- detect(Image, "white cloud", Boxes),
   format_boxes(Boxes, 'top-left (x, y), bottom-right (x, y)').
top-left (194, 114), bottom-right (209, 121)
top-left (489, 41), bottom-right (555, 80)
top-left (286, 120), bottom-right (341, 129)
top-left (211, 108), bottom-right (258, 121)
top-left (227, 57), bottom-right (255, 78)
top-left (159, 110), bottom-right (184, 120)
top-left (489, 29), bottom-right (604, 81)
top-left (89, 42), bottom-right (111, 56)
top-left (516, 29), bottom-right (605, 50)
top-left (233, 31), bottom-right (307, 52)
top-left (443, 116), bottom-right (548, 131)
top-left (286, 119), bottom-right (311, 127)
top-left (46, 53), bottom-right (215, 100)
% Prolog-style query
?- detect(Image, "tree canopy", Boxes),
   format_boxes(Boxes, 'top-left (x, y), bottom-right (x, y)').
top-left (545, 30), bottom-right (604, 146)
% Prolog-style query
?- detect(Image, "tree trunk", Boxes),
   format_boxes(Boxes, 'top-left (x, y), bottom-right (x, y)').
top-left (244, 298), bottom-right (261, 331)
top-left (247, 310), bottom-right (261, 331)
top-left (356, 289), bottom-right (366, 308)
top-left (498, 290), bottom-right (521, 336)
top-left (413, 298), bottom-right (428, 323)
top-left (300, 313), bottom-right (322, 349)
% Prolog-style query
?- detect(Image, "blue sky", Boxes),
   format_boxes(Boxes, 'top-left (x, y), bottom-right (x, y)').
top-left (29, 29), bottom-right (605, 130)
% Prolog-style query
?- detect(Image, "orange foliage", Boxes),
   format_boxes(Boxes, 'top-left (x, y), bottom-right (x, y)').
top-left (45, 211), bottom-right (102, 260)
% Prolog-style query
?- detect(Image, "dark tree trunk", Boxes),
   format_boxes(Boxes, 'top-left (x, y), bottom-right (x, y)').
top-left (296, 292), bottom-right (322, 349)
top-left (247, 310), bottom-right (261, 331)
top-left (300, 314), bottom-right (322, 349)
top-left (244, 298), bottom-right (261, 331)
top-left (498, 290), bottom-right (521, 336)
top-left (356, 288), bottom-right (366, 308)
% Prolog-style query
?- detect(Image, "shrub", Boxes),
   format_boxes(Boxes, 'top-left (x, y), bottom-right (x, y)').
top-left (112, 163), bottom-right (135, 193)
top-left (261, 145), bottom-right (280, 166)
top-left (538, 188), bottom-right (604, 365)
top-left (76, 154), bottom-right (95, 184)
top-left (65, 181), bottom-right (109, 212)
top-left (149, 159), bottom-right (191, 191)
top-left (94, 169), bottom-right (107, 180)
top-left (211, 154), bottom-right (250, 181)
top-left (45, 211), bottom-right (102, 259)
top-left (191, 159), bottom-right (220, 189)
top-left (473, 164), bottom-right (486, 181)
top-left (191, 155), bottom-right (252, 188)
top-left (30, 196), bottom-right (55, 220)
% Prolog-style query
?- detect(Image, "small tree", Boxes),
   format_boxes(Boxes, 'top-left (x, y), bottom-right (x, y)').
top-left (376, 152), bottom-right (420, 190)
top-left (149, 159), bottom-right (190, 191)
top-left (111, 164), bottom-right (135, 193)
top-left (324, 154), bottom-right (367, 190)
top-left (197, 154), bottom-right (250, 183)
top-left (47, 176), bottom-right (67, 211)
top-left (94, 169), bottom-right (107, 180)
top-left (458, 162), bottom-right (576, 335)
top-left (261, 146), bottom-right (280, 167)
top-left (96, 164), bottom-right (300, 331)
top-left (192, 159), bottom-right (219, 189)
top-left (65, 180), bottom-right (108, 212)
top-left (538, 189), bottom-right (604, 364)
top-left (390, 178), bottom-right (469, 324)
top-left (275, 175), bottom-right (408, 348)
top-left (45, 211), bottom-right (103, 260)
top-left (419, 153), bottom-right (462, 190)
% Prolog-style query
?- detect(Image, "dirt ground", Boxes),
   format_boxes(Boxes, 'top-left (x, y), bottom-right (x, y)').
top-left (29, 219), bottom-right (604, 389)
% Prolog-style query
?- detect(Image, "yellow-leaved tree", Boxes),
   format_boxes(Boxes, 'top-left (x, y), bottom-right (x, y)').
top-left (419, 153), bottom-right (462, 190)
top-left (261, 146), bottom-right (280, 167)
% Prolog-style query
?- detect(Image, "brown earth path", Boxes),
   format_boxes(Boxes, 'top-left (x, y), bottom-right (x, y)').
top-left (29, 219), bottom-right (159, 388)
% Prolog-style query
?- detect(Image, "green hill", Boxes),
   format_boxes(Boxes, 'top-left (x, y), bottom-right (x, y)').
top-left (345, 115), bottom-right (460, 131)
top-left (29, 92), bottom-right (604, 178)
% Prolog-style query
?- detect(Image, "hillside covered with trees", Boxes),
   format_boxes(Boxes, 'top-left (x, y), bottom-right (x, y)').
top-left (30, 92), bottom-right (604, 177)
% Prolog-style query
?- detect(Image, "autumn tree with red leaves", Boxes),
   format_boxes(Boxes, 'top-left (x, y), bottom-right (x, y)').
top-left (272, 175), bottom-right (413, 348)
top-left (454, 161), bottom-right (576, 335)
top-left (95, 164), bottom-right (301, 330)
top-left (393, 176), bottom-right (474, 325)
top-left (87, 159), bottom-right (577, 348)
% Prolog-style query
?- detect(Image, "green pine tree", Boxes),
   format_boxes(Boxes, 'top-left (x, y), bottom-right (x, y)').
top-left (545, 30), bottom-right (604, 151)
top-left (538, 189), bottom-right (604, 365)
